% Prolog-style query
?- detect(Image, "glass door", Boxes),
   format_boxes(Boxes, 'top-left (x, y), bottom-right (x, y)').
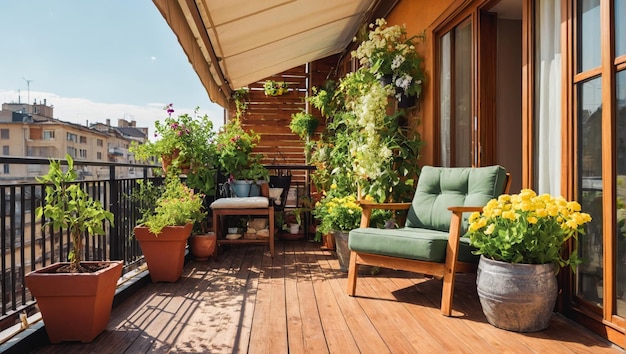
top-left (440, 20), bottom-right (474, 167)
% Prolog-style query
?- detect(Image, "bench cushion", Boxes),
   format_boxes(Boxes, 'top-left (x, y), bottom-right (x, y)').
top-left (210, 197), bottom-right (269, 209)
top-left (348, 227), bottom-right (478, 263)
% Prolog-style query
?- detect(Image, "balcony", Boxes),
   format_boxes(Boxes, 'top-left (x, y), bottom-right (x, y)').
top-left (0, 161), bottom-right (621, 353)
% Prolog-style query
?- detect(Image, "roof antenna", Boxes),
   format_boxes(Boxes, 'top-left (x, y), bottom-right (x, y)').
top-left (22, 77), bottom-right (33, 105)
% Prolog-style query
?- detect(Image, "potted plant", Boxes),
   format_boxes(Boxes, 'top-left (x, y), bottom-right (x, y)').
top-left (189, 219), bottom-right (216, 262)
top-left (263, 80), bottom-right (289, 96)
top-left (130, 104), bottom-right (216, 175)
top-left (284, 207), bottom-right (305, 235)
top-left (467, 189), bottom-right (592, 332)
top-left (215, 118), bottom-right (262, 197)
top-left (289, 111), bottom-right (319, 163)
top-left (352, 18), bottom-right (425, 107)
top-left (133, 176), bottom-right (206, 282)
top-left (25, 155), bottom-right (121, 343)
top-left (313, 193), bottom-right (390, 271)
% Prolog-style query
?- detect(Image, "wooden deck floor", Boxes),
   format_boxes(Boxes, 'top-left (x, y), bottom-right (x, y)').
top-left (31, 240), bottom-right (621, 353)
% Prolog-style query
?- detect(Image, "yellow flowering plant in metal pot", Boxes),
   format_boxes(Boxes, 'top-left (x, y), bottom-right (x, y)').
top-left (467, 189), bottom-right (592, 269)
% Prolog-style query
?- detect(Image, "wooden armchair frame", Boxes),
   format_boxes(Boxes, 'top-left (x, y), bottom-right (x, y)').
top-left (346, 172), bottom-right (511, 316)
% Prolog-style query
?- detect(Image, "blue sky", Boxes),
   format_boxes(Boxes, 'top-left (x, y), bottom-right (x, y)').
top-left (0, 0), bottom-right (224, 132)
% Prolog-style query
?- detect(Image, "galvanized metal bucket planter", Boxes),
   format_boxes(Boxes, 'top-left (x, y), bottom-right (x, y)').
top-left (476, 255), bottom-right (558, 332)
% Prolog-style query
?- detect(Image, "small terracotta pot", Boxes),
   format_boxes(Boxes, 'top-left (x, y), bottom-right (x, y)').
top-left (190, 232), bottom-right (217, 261)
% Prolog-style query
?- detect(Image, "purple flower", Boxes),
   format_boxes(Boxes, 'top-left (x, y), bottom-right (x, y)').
top-left (163, 103), bottom-right (175, 117)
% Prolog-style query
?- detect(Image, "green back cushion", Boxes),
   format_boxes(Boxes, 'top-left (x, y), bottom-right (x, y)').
top-left (405, 165), bottom-right (507, 232)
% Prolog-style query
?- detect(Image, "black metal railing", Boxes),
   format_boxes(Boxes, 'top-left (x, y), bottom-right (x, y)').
top-left (0, 156), bottom-right (161, 331)
top-left (0, 158), bottom-right (316, 331)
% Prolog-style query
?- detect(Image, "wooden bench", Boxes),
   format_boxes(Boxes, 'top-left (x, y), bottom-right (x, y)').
top-left (210, 192), bottom-right (275, 257)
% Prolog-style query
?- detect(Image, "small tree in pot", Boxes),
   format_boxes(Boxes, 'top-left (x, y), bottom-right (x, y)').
top-left (25, 154), bottom-right (122, 343)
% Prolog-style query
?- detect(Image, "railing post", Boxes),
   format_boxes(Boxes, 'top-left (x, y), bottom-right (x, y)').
top-left (109, 165), bottom-right (120, 260)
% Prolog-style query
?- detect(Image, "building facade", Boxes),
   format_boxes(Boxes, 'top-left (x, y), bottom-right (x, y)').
top-left (0, 101), bottom-right (148, 181)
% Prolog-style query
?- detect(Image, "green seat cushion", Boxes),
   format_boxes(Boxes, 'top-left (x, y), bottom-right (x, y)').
top-left (348, 227), bottom-right (478, 263)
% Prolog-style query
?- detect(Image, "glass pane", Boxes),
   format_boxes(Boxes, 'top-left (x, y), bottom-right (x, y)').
top-left (454, 22), bottom-right (472, 167)
top-left (577, 0), bottom-right (601, 72)
top-left (577, 77), bottom-right (603, 306)
top-left (617, 0), bottom-right (626, 57)
top-left (440, 32), bottom-right (451, 167)
top-left (616, 70), bottom-right (626, 315)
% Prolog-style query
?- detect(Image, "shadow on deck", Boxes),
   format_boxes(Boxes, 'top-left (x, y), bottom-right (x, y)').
top-left (25, 240), bottom-right (622, 353)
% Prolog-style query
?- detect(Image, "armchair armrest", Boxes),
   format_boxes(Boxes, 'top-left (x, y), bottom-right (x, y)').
top-left (359, 200), bottom-right (411, 228)
top-left (446, 206), bottom-right (485, 239)
top-left (447, 206), bottom-right (485, 213)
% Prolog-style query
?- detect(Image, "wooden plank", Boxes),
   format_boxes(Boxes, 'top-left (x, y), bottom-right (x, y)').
top-left (292, 241), bottom-right (330, 353)
top-left (319, 251), bottom-right (392, 354)
top-left (29, 240), bottom-right (624, 354)
top-left (248, 242), bottom-right (288, 354)
top-left (355, 272), bottom-right (444, 353)
top-left (304, 246), bottom-right (361, 353)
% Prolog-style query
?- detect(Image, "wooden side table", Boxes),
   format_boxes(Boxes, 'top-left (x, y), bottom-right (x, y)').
top-left (210, 197), bottom-right (275, 257)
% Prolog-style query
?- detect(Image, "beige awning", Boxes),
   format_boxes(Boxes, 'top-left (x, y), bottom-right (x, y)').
top-left (152, 0), bottom-right (383, 108)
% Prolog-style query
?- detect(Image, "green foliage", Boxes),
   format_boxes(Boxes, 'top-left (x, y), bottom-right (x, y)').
top-left (308, 69), bottom-right (422, 204)
top-left (139, 176), bottom-right (206, 236)
top-left (215, 119), bottom-right (263, 180)
top-left (130, 104), bottom-right (217, 179)
top-left (232, 88), bottom-right (249, 118)
top-left (313, 194), bottom-right (362, 235)
top-left (289, 111), bottom-right (319, 139)
top-left (263, 80), bottom-right (289, 96)
top-left (313, 194), bottom-right (391, 235)
top-left (36, 155), bottom-right (114, 269)
top-left (467, 189), bottom-right (593, 270)
top-left (352, 18), bottom-right (425, 98)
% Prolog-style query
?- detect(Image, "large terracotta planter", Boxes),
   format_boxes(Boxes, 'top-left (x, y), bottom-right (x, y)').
top-left (189, 232), bottom-right (217, 261)
top-left (476, 255), bottom-right (558, 332)
top-left (134, 223), bottom-right (193, 282)
top-left (24, 260), bottom-right (123, 343)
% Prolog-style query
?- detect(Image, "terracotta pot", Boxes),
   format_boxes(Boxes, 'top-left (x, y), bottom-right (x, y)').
top-left (161, 148), bottom-right (190, 173)
top-left (190, 232), bottom-right (217, 261)
top-left (24, 261), bottom-right (123, 343)
top-left (134, 223), bottom-right (193, 282)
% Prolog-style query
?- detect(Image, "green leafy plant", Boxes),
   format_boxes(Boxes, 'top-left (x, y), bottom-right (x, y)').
top-left (215, 118), bottom-right (263, 180)
top-left (264, 80), bottom-right (289, 96)
top-left (36, 154), bottom-right (114, 272)
top-left (467, 189), bottom-right (592, 269)
top-left (232, 88), bottom-right (250, 118)
top-left (130, 104), bottom-right (216, 176)
top-left (138, 176), bottom-right (206, 235)
top-left (352, 18), bottom-right (425, 99)
top-left (314, 194), bottom-right (362, 235)
top-left (289, 111), bottom-right (319, 139)
top-left (308, 69), bottom-right (421, 204)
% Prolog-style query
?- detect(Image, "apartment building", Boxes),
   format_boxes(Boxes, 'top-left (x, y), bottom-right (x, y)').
top-left (0, 101), bottom-right (149, 182)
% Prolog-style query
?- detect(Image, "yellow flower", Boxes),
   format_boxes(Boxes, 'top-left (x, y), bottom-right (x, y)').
top-left (484, 223), bottom-right (496, 235)
top-left (502, 210), bottom-right (517, 221)
top-left (527, 216), bottom-right (538, 224)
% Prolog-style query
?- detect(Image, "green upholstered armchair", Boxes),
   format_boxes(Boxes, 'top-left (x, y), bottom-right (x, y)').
top-left (346, 165), bottom-right (511, 316)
